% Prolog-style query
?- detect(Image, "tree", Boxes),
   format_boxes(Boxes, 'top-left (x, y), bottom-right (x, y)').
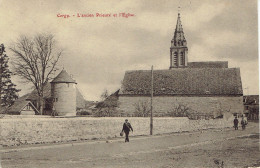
top-left (167, 103), bottom-right (191, 117)
top-left (100, 89), bottom-right (109, 101)
top-left (215, 102), bottom-right (231, 119)
top-left (134, 100), bottom-right (150, 117)
top-left (10, 34), bottom-right (62, 114)
top-left (94, 89), bottom-right (119, 117)
top-left (0, 44), bottom-right (20, 109)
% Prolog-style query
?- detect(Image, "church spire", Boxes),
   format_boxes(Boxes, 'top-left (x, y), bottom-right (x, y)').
top-left (170, 12), bottom-right (188, 69)
top-left (172, 13), bottom-right (187, 48)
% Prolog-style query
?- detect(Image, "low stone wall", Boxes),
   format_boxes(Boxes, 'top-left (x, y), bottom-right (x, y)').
top-left (0, 117), bottom-right (234, 146)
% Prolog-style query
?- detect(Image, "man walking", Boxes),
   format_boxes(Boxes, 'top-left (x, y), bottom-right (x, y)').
top-left (234, 116), bottom-right (239, 130)
top-left (122, 119), bottom-right (133, 142)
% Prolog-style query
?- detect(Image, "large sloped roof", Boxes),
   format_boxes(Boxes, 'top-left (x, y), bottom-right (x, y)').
top-left (96, 89), bottom-right (120, 108)
top-left (188, 61), bottom-right (228, 68)
top-left (76, 87), bottom-right (87, 109)
top-left (6, 96), bottom-right (39, 114)
top-left (27, 82), bottom-right (51, 100)
top-left (51, 70), bottom-right (76, 83)
top-left (119, 68), bottom-right (243, 96)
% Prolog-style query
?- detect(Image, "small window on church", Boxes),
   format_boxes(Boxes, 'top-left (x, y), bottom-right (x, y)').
top-left (180, 52), bottom-right (185, 65)
top-left (173, 52), bottom-right (178, 66)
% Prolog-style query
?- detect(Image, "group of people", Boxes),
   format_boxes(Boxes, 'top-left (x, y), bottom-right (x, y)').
top-left (121, 116), bottom-right (248, 143)
top-left (233, 116), bottom-right (247, 130)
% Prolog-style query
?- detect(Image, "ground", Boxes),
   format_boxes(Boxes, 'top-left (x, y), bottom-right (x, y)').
top-left (0, 122), bottom-right (259, 168)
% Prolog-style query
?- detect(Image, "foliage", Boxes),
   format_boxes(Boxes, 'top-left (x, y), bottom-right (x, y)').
top-left (215, 102), bottom-right (231, 118)
top-left (94, 89), bottom-right (119, 117)
top-left (76, 110), bottom-right (92, 116)
top-left (167, 103), bottom-right (190, 117)
top-left (0, 44), bottom-right (20, 108)
top-left (51, 110), bottom-right (59, 117)
top-left (10, 34), bottom-right (62, 114)
top-left (100, 89), bottom-right (109, 101)
top-left (94, 107), bottom-right (119, 117)
top-left (134, 100), bottom-right (150, 117)
top-left (248, 106), bottom-right (259, 114)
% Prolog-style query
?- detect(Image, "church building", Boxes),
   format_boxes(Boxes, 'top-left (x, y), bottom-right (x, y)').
top-left (117, 13), bottom-right (243, 118)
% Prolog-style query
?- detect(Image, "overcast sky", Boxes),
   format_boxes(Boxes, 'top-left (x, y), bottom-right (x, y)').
top-left (0, 0), bottom-right (258, 101)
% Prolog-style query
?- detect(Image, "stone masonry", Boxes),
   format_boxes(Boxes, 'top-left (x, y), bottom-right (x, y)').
top-left (0, 117), bottom-right (235, 146)
top-left (118, 96), bottom-right (244, 117)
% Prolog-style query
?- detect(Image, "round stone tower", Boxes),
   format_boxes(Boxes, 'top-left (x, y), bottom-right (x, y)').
top-left (50, 69), bottom-right (77, 116)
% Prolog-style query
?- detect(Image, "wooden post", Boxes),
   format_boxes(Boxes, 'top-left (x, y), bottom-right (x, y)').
top-left (150, 65), bottom-right (153, 135)
top-left (0, 45), bottom-right (3, 109)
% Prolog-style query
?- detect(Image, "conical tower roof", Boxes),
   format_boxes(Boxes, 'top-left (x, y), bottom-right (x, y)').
top-left (51, 69), bottom-right (76, 83)
top-left (172, 13), bottom-right (187, 47)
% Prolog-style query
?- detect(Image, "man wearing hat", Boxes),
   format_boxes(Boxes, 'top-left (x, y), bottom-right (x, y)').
top-left (233, 116), bottom-right (239, 130)
top-left (121, 119), bottom-right (133, 142)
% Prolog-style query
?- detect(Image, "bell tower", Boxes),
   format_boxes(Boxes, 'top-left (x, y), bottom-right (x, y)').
top-left (170, 13), bottom-right (188, 69)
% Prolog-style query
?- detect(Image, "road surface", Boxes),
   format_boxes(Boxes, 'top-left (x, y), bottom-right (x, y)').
top-left (1, 122), bottom-right (259, 168)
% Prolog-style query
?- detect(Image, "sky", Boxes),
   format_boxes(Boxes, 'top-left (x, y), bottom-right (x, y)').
top-left (0, 0), bottom-right (258, 101)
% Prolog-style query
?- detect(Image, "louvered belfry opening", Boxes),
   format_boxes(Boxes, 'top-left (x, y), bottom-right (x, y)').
top-left (170, 13), bottom-right (188, 69)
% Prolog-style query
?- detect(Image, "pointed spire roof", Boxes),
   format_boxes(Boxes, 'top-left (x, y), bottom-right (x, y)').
top-left (51, 69), bottom-right (76, 83)
top-left (172, 13), bottom-right (187, 47)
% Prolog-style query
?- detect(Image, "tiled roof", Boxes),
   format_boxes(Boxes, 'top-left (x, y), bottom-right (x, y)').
top-left (188, 61), bottom-right (228, 68)
top-left (96, 90), bottom-right (119, 108)
top-left (51, 70), bottom-right (76, 83)
top-left (27, 82), bottom-right (51, 100)
top-left (119, 68), bottom-right (243, 96)
top-left (7, 97), bottom-right (39, 114)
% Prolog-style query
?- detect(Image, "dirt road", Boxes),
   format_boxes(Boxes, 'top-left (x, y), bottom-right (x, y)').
top-left (1, 122), bottom-right (259, 168)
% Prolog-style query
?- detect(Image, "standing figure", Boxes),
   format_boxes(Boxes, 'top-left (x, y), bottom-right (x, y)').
top-left (241, 117), bottom-right (246, 130)
top-left (122, 119), bottom-right (133, 142)
top-left (233, 116), bottom-right (238, 130)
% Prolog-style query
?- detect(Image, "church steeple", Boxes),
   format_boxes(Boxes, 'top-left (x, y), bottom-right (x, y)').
top-left (170, 13), bottom-right (188, 69)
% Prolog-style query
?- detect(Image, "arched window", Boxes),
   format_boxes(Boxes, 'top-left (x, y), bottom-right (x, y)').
top-left (180, 52), bottom-right (185, 65)
top-left (173, 52), bottom-right (178, 66)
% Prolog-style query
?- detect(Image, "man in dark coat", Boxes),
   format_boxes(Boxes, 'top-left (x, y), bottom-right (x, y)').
top-left (233, 116), bottom-right (238, 130)
top-left (122, 119), bottom-right (133, 142)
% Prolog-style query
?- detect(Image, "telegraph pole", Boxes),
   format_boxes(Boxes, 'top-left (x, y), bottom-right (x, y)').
top-left (0, 44), bottom-right (4, 108)
top-left (150, 65), bottom-right (154, 135)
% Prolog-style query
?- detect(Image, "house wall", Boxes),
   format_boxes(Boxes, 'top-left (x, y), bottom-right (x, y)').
top-left (20, 110), bottom-right (35, 115)
top-left (244, 104), bottom-right (259, 120)
top-left (52, 83), bottom-right (77, 116)
top-left (20, 104), bottom-right (36, 115)
top-left (118, 96), bottom-right (244, 117)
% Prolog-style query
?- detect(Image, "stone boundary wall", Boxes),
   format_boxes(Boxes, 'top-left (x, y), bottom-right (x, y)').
top-left (0, 117), bottom-right (234, 146)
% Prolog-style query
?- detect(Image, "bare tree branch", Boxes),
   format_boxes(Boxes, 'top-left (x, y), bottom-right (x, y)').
top-left (10, 33), bottom-right (62, 114)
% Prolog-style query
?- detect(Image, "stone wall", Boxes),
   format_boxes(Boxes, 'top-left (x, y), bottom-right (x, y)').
top-left (52, 83), bottom-right (77, 116)
top-left (0, 117), bottom-right (235, 146)
top-left (118, 96), bottom-right (244, 117)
